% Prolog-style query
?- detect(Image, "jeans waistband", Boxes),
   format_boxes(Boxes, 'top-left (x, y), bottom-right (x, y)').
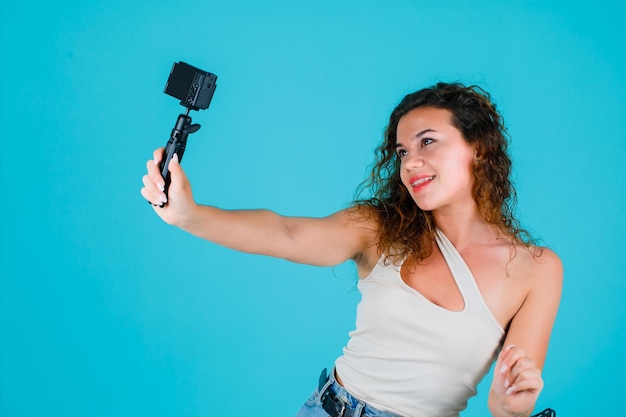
top-left (317, 368), bottom-right (402, 417)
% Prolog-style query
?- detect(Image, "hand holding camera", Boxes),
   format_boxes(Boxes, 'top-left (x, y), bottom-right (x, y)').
top-left (143, 147), bottom-right (195, 227)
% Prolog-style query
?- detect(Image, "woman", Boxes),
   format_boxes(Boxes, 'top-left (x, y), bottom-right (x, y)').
top-left (141, 82), bottom-right (562, 417)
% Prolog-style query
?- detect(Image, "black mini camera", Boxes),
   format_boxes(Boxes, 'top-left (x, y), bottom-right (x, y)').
top-left (164, 62), bottom-right (217, 111)
top-left (158, 62), bottom-right (218, 205)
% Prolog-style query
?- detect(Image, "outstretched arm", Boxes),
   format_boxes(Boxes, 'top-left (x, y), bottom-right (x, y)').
top-left (141, 149), bottom-right (377, 267)
top-left (488, 248), bottom-right (563, 417)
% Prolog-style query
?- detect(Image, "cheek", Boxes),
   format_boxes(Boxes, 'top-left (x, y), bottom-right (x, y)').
top-left (448, 156), bottom-right (475, 189)
top-left (399, 169), bottom-right (411, 188)
top-left (400, 179), bottom-right (413, 197)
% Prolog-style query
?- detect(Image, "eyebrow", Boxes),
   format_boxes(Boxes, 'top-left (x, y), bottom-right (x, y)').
top-left (395, 128), bottom-right (438, 147)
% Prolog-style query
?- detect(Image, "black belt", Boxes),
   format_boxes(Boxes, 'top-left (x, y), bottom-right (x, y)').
top-left (318, 369), bottom-right (364, 417)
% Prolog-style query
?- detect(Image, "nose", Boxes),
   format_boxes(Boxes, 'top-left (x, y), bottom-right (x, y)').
top-left (402, 152), bottom-right (425, 169)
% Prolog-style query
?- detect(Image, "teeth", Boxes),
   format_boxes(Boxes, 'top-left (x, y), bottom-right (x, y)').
top-left (411, 176), bottom-right (434, 187)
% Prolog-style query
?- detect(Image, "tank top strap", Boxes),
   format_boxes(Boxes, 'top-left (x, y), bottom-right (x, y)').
top-left (435, 229), bottom-right (504, 333)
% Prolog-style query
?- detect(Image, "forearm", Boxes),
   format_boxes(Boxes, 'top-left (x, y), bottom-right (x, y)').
top-left (177, 204), bottom-right (293, 258)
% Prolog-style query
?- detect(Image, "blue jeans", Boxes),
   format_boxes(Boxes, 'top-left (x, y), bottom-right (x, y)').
top-left (295, 369), bottom-right (403, 417)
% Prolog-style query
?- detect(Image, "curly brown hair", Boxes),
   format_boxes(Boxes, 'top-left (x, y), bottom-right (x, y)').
top-left (353, 82), bottom-right (532, 265)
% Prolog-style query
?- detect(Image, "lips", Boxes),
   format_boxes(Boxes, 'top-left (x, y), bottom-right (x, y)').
top-left (409, 174), bottom-right (435, 192)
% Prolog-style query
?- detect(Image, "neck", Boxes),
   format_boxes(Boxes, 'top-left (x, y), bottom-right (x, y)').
top-left (431, 204), bottom-right (494, 250)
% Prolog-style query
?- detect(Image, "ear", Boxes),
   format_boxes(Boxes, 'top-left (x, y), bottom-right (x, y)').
top-left (471, 145), bottom-right (485, 177)
top-left (473, 144), bottom-right (484, 162)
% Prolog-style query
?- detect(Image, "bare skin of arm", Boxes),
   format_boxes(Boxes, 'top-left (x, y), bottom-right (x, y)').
top-left (141, 149), bottom-right (378, 269)
top-left (488, 248), bottom-right (563, 417)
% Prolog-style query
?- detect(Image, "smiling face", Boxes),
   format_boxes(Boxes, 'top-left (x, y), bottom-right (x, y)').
top-left (396, 107), bottom-right (477, 213)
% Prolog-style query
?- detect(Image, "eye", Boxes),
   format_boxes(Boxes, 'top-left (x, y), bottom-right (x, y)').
top-left (420, 138), bottom-right (435, 148)
top-left (396, 148), bottom-right (408, 158)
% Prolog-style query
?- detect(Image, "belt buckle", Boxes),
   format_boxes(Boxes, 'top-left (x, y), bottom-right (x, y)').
top-left (321, 389), bottom-right (347, 417)
top-left (337, 401), bottom-right (346, 417)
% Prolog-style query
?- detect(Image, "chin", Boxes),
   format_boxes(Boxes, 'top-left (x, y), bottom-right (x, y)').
top-left (412, 198), bottom-right (436, 212)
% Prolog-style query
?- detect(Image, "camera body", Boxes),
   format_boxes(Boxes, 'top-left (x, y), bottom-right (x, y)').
top-left (164, 61), bottom-right (217, 111)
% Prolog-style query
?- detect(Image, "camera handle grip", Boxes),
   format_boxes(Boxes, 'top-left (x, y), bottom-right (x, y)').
top-left (158, 113), bottom-right (201, 206)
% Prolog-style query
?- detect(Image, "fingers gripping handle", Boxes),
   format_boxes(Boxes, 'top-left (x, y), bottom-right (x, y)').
top-left (158, 113), bottom-right (201, 205)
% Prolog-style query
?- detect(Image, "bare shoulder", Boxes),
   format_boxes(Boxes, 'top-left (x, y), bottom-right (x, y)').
top-left (339, 205), bottom-right (381, 275)
top-left (501, 243), bottom-right (563, 369)
top-left (340, 205), bottom-right (380, 228)
top-left (513, 244), bottom-right (563, 288)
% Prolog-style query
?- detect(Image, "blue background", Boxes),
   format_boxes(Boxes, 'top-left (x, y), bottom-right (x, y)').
top-left (1, 0), bottom-right (624, 415)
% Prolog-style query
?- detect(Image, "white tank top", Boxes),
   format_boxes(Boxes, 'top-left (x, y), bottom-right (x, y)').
top-left (335, 229), bottom-right (505, 417)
